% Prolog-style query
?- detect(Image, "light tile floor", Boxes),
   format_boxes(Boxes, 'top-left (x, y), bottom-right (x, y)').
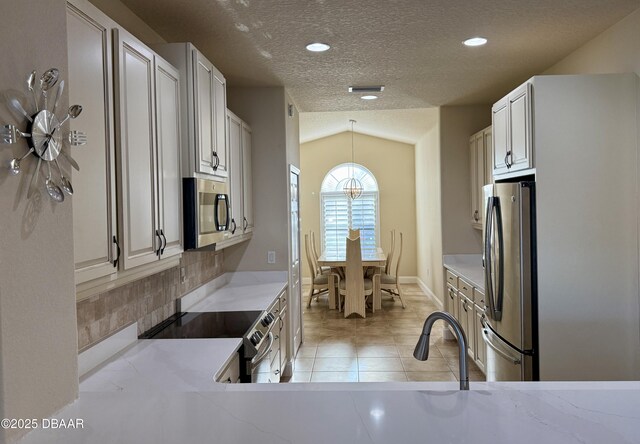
top-left (288, 284), bottom-right (485, 383)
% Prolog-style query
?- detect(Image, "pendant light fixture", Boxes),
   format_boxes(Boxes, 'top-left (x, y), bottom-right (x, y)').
top-left (343, 119), bottom-right (363, 200)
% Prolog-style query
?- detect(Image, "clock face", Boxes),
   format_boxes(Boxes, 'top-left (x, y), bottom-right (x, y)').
top-left (1, 68), bottom-right (85, 203)
top-left (29, 110), bottom-right (62, 161)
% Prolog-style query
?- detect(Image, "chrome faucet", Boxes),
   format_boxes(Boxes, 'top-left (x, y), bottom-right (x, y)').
top-left (414, 311), bottom-right (469, 390)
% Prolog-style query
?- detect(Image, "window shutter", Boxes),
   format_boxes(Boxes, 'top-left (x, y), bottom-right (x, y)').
top-left (322, 192), bottom-right (377, 255)
top-left (322, 194), bottom-right (350, 256)
top-left (350, 193), bottom-right (377, 254)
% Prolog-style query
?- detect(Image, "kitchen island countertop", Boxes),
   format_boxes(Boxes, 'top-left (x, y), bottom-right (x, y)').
top-left (20, 380), bottom-right (640, 443)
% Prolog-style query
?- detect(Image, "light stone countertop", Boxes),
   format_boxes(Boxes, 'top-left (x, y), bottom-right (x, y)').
top-left (443, 254), bottom-right (485, 292)
top-left (19, 381), bottom-right (640, 443)
top-left (79, 338), bottom-right (242, 393)
top-left (181, 271), bottom-right (288, 312)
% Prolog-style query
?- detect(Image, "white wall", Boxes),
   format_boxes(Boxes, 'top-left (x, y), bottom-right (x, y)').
top-left (415, 111), bottom-right (443, 302)
top-left (0, 1), bottom-right (78, 442)
top-left (224, 87), bottom-right (297, 272)
top-left (300, 132), bottom-right (417, 278)
top-left (545, 8), bottom-right (640, 76)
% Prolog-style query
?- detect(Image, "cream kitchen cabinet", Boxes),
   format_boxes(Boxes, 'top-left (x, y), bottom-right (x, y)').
top-left (66, 0), bottom-right (119, 284)
top-left (241, 123), bottom-right (254, 233)
top-left (443, 267), bottom-right (487, 375)
top-left (470, 125), bottom-right (492, 230)
top-left (216, 353), bottom-right (240, 383)
top-left (114, 29), bottom-right (183, 270)
top-left (459, 294), bottom-right (475, 358)
top-left (492, 82), bottom-right (533, 177)
top-left (153, 43), bottom-right (228, 181)
top-left (226, 111), bottom-right (254, 238)
top-left (474, 303), bottom-right (486, 373)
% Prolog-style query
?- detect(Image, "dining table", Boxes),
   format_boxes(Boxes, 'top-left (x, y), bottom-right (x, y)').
top-left (316, 248), bottom-right (387, 311)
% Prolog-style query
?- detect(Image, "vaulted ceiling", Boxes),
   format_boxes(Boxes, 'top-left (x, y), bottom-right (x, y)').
top-left (120, 0), bottom-right (639, 112)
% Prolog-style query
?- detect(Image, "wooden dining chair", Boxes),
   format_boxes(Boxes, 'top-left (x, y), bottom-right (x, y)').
top-left (348, 228), bottom-right (360, 239)
top-left (380, 232), bottom-right (406, 308)
top-left (339, 235), bottom-right (372, 318)
top-left (305, 234), bottom-right (330, 307)
top-left (385, 230), bottom-right (396, 275)
top-left (310, 231), bottom-right (330, 275)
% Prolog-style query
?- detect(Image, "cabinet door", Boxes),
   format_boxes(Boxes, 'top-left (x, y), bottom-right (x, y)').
top-left (212, 70), bottom-right (228, 179)
top-left (460, 295), bottom-right (475, 358)
top-left (115, 29), bottom-right (159, 269)
top-left (155, 57), bottom-right (183, 259)
top-left (192, 50), bottom-right (216, 176)
top-left (66, 0), bottom-right (118, 283)
top-left (446, 285), bottom-right (457, 319)
top-left (280, 308), bottom-right (288, 370)
top-left (474, 305), bottom-right (486, 373)
top-left (469, 135), bottom-right (478, 226)
top-left (492, 97), bottom-right (509, 177)
top-left (227, 111), bottom-right (244, 236)
top-left (483, 127), bottom-right (493, 186)
top-left (508, 83), bottom-right (533, 172)
top-left (241, 123), bottom-right (254, 233)
top-left (471, 132), bottom-right (484, 229)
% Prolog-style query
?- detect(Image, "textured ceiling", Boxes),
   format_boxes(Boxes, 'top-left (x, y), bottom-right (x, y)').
top-left (300, 109), bottom-right (438, 144)
top-left (120, 0), bottom-right (639, 111)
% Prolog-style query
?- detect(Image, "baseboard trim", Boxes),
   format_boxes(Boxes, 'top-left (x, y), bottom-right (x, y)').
top-left (415, 277), bottom-right (443, 310)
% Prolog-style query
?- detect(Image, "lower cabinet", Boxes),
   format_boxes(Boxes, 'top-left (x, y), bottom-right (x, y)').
top-left (443, 267), bottom-right (486, 375)
top-left (458, 294), bottom-right (475, 359)
top-left (216, 352), bottom-right (240, 383)
top-left (474, 304), bottom-right (486, 373)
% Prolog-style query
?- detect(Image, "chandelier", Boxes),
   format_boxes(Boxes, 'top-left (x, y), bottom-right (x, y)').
top-left (343, 119), bottom-right (363, 200)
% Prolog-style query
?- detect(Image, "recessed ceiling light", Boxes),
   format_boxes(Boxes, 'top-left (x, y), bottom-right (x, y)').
top-left (463, 37), bottom-right (488, 47)
top-left (306, 42), bottom-right (330, 52)
top-left (361, 95), bottom-right (378, 100)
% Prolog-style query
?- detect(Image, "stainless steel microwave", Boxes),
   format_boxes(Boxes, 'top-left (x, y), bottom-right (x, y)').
top-left (183, 178), bottom-right (230, 249)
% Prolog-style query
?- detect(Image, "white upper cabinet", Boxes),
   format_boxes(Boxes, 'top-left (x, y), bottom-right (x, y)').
top-left (154, 57), bottom-right (183, 260)
top-left (492, 82), bottom-right (533, 177)
top-left (66, 0), bottom-right (118, 284)
top-left (227, 111), bottom-right (244, 237)
top-left (225, 109), bottom-right (254, 244)
top-left (470, 126), bottom-right (492, 230)
top-left (115, 29), bottom-right (183, 270)
top-left (242, 122), bottom-right (254, 234)
top-left (114, 29), bottom-right (159, 270)
top-left (153, 43), bottom-right (228, 181)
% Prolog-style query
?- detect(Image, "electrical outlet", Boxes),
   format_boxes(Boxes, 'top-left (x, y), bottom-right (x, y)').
top-left (180, 266), bottom-right (186, 284)
top-left (267, 251), bottom-right (276, 264)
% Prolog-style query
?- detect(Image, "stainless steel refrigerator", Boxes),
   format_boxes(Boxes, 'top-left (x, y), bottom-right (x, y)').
top-left (481, 181), bottom-right (538, 381)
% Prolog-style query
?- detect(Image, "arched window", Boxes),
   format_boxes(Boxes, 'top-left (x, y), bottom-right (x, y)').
top-left (320, 163), bottom-right (379, 255)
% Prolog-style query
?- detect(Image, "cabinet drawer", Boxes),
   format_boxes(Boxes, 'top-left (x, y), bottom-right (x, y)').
top-left (216, 352), bottom-right (240, 383)
top-left (458, 278), bottom-right (474, 301)
top-left (474, 289), bottom-right (486, 309)
top-left (445, 270), bottom-right (458, 287)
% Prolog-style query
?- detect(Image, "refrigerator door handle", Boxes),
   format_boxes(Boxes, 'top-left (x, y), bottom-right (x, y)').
top-left (484, 196), bottom-right (495, 317)
top-left (494, 197), bottom-right (504, 320)
top-left (481, 318), bottom-right (521, 365)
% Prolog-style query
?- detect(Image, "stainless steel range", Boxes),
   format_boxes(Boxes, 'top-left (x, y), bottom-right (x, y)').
top-left (139, 299), bottom-right (280, 383)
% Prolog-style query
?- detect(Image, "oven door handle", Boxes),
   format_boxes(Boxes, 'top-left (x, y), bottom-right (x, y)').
top-left (251, 332), bottom-right (274, 368)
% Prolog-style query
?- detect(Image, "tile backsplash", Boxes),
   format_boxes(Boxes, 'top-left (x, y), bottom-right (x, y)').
top-left (76, 250), bottom-right (224, 351)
